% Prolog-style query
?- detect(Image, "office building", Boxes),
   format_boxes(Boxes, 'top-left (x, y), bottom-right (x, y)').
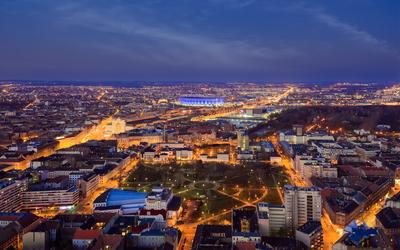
top-left (237, 129), bottom-right (250, 151)
top-left (284, 185), bottom-right (322, 230)
top-left (0, 179), bottom-right (27, 212)
top-left (22, 187), bottom-right (79, 210)
top-left (256, 202), bottom-right (286, 236)
top-left (295, 221), bottom-right (323, 250)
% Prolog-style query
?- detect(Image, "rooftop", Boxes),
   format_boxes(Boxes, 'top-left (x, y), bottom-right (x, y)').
top-left (232, 207), bottom-right (258, 233)
top-left (167, 196), bottom-right (182, 211)
top-left (73, 229), bottom-right (102, 240)
top-left (284, 185), bottom-right (321, 192)
top-left (0, 212), bottom-right (40, 228)
top-left (192, 224), bottom-right (232, 250)
top-left (94, 189), bottom-right (147, 207)
top-left (388, 191), bottom-right (400, 202)
top-left (376, 207), bottom-right (400, 229)
top-left (296, 221), bottom-right (322, 235)
top-left (338, 223), bottom-right (390, 248)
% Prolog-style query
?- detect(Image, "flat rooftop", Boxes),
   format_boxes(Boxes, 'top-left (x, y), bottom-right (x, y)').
top-left (94, 189), bottom-right (147, 207)
top-left (107, 189), bottom-right (147, 206)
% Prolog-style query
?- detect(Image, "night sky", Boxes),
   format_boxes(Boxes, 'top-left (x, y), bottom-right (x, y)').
top-left (0, 0), bottom-right (399, 83)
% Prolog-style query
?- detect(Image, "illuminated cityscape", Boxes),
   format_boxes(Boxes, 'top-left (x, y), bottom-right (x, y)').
top-left (0, 1), bottom-right (399, 250)
top-left (0, 82), bottom-right (399, 249)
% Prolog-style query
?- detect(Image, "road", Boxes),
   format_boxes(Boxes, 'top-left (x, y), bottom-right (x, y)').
top-left (177, 187), bottom-right (269, 250)
top-left (75, 158), bottom-right (139, 214)
top-left (24, 109), bottom-right (129, 217)
top-left (16, 113), bottom-right (117, 171)
top-left (355, 185), bottom-right (400, 227)
top-left (22, 93), bottom-right (39, 110)
top-left (270, 134), bottom-right (342, 250)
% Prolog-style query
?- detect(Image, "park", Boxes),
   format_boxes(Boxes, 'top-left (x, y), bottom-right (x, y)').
top-left (123, 160), bottom-right (289, 223)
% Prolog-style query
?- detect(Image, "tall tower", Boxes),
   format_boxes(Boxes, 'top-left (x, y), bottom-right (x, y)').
top-left (293, 124), bottom-right (304, 136)
top-left (237, 129), bottom-right (249, 151)
top-left (163, 123), bottom-right (167, 143)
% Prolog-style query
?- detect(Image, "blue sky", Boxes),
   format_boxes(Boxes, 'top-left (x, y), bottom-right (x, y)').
top-left (0, 0), bottom-right (399, 83)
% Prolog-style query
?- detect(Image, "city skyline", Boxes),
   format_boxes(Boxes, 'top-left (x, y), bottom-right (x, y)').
top-left (0, 0), bottom-right (399, 82)
top-left (1, 1), bottom-right (400, 250)
top-left (1, 81), bottom-right (400, 249)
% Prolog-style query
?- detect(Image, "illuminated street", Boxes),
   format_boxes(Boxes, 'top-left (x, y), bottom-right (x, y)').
top-left (0, 1), bottom-right (399, 249)
top-left (270, 133), bottom-right (342, 250)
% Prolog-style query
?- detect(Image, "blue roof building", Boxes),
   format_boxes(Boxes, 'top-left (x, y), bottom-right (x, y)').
top-left (93, 189), bottom-right (147, 213)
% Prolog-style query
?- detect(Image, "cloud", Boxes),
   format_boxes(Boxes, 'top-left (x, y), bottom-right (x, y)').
top-left (55, 3), bottom-right (302, 69)
top-left (260, 1), bottom-right (397, 56)
top-left (315, 12), bottom-right (385, 47)
top-left (209, 0), bottom-right (256, 8)
top-left (1, 0), bottom-right (398, 81)
top-left (297, 5), bottom-right (395, 55)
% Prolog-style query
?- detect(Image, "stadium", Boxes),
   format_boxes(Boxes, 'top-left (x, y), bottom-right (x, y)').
top-left (178, 96), bottom-right (225, 106)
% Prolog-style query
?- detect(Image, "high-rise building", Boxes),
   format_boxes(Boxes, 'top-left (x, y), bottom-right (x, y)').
top-left (284, 185), bottom-right (322, 230)
top-left (293, 125), bottom-right (304, 136)
top-left (0, 179), bottom-right (27, 212)
top-left (256, 202), bottom-right (286, 236)
top-left (237, 129), bottom-right (249, 151)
